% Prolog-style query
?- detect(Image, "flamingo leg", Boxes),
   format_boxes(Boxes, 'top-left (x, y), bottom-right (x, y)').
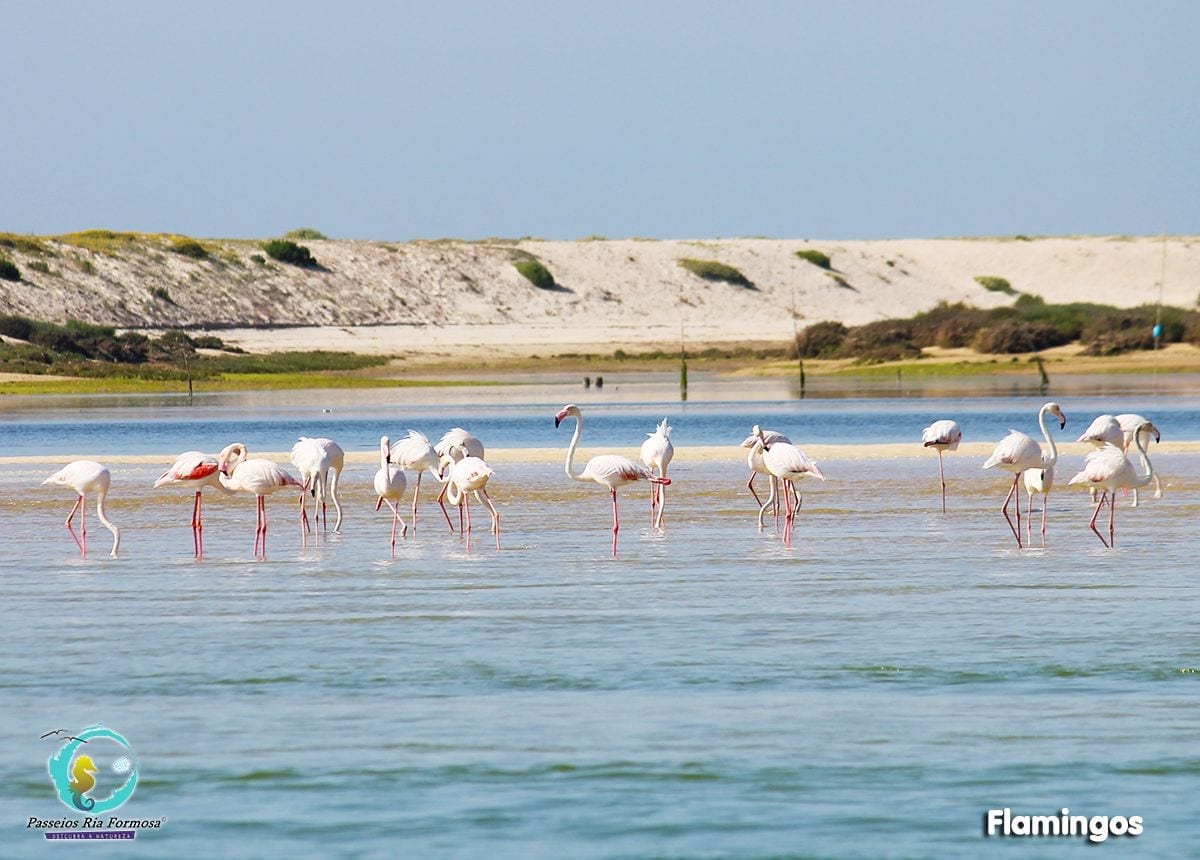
top-left (773, 476), bottom-right (782, 525)
top-left (653, 478), bottom-right (667, 530)
top-left (411, 473), bottom-right (421, 530)
top-left (1040, 494), bottom-right (1048, 547)
top-left (610, 488), bottom-right (620, 557)
top-left (1001, 475), bottom-right (1022, 548)
top-left (1108, 492), bottom-right (1116, 548)
top-left (256, 495), bottom-right (268, 557)
top-left (937, 450), bottom-right (947, 514)
top-left (479, 489), bottom-right (500, 549)
top-left (436, 481), bottom-right (455, 533)
top-left (63, 495), bottom-right (86, 555)
top-left (192, 490), bottom-right (204, 558)
top-left (1026, 490), bottom-right (1033, 544)
top-left (1087, 492), bottom-right (1110, 548)
top-left (747, 472), bottom-right (764, 509)
top-left (782, 480), bottom-right (795, 545)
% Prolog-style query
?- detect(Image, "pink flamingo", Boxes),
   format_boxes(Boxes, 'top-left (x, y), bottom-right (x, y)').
top-left (434, 428), bottom-right (485, 532)
top-left (1067, 424), bottom-right (1157, 547)
top-left (640, 418), bottom-right (674, 529)
top-left (388, 430), bottom-right (441, 530)
top-left (218, 443), bottom-right (302, 558)
top-left (982, 402), bottom-right (1066, 548)
top-left (750, 425), bottom-right (825, 545)
top-left (373, 435), bottom-right (408, 554)
top-left (555, 403), bottom-right (670, 557)
top-left (153, 450), bottom-right (225, 557)
top-left (921, 419), bottom-right (961, 514)
top-left (42, 460), bottom-right (121, 558)
top-left (1115, 413), bottom-right (1162, 505)
top-left (741, 428), bottom-right (790, 527)
top-left (441, 447), bottom-right (500, 549)
top-left (290, 437), bottom-right (344, 536)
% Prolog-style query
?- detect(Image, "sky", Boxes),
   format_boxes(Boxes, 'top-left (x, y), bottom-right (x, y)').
top-left (3, 1), bottom-right (1198, 241)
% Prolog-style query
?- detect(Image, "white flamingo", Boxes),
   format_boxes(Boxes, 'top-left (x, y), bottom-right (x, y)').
top-left (218, 443), bottom-right (302, 558)
top-left (741, 428), bottom-right (790, 526)
top-left (42, 460), bottom-right (121, 558)
top-left (555, 403), bottom-right (669, 557)
top-left (434, 428), bottom-right (485, 532)
top-left (751, 425), bottom-right (825, 545)
top-left (983, 402), bottom-right (1066, 548)
top-left (388, 430), bottom-right (441, 530)
top-left (290, 436), bottom-right (344, 535)
top-left (1076, 414), bottom-right (1123, 447)
top-left (373, 435), bottom-right (408, 554)
top-left (1067, 425), bottom-right (1157, 547)
top-left (640, 417), bottom-right (674, 529)
top-left (1115, 413), bottom-right (1163, 505)
top-left (153, 450), bottom-right (226, 557)
top-left (920, 419), bottom-right (961, 514)
top-left (441, 447), bottom-right (500, 549)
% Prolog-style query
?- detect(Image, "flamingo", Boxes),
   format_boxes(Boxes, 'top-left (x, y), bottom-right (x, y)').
top-left (1067, 424), bottom-right (1157, 547)
top-left (434, 428), bottom-right (485, 532)
top-left (218, 443), bottom-right (302, 558)
top-left (388, 430), bottom-right (441, 530)
top-left (741, 428), bottom-right (790, 526)
top-left (1115, 413), bottom-right (1163, 505)
top-left (42, 461), bottom-right (121, 558)
top-left (441, 446), bottom-right (500, 549)
top-left (1076, 414), bottom-right (1123, 447)
top-left (290, 437), bottom-right (344, 535)
top-left (554, 403), bottom-right (670, 556)
top-left (750, 425), bottom-right (825, 545)
top-left (920, 419), bottom-right (961, 514)
top-left (153, 450), bottom-right (226, 557)
top-left (373, 436), bottom-right (408, 554)
top-left (640, 418), bottom-right (674, 529)
top-left (982, 402), bottom-right (1066, 548)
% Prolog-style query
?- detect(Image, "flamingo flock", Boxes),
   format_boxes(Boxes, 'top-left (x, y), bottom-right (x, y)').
top-left (38, 401), bottom-right (1167, 560)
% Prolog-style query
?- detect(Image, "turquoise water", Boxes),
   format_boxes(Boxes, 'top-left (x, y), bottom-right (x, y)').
top-left (2, 387), bottom-right (1198, 856)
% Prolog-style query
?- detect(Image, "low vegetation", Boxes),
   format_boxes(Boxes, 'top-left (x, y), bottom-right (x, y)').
top-left (0, 259), bottom-right (19, 281)
top-left (975, 275), bottom-right (1017, 295)
top-left (792, 297), bottom-right (1200, 362)
top-left (514, 258), bottom-right (558, 290)
top-left (795, 249), bottom-right (832, 269)
top-left (170, 238), bottom-right (209, 259)
top-left (677, 258), bottom-right (754, 288)
top-left (262, 239), bottom-right (318, 268)
top-left (285, 228), bottom-right (327, 240)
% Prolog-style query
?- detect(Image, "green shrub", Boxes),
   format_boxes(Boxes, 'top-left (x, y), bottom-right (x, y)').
top-left (27, 260), bottom-right (52, 275)
top-left (0, 259), bottom-right (20, 281)
top-left (192, 334), bottom-right (226, 350)
top-left (262, 240), bottom-right (318, 268)
top-left (1083, 330), bottom-right (1155, 356)
top-left (170, 238), bottom-right (208, 259)
top-left (975, 275), bottom-right (1017, 295)
top-left (285, 228), bottom-right (327, 240)
top-left (792, 321), bottom-right (848, 358)
top-left (150, 286), bottom-right (174, 303)
top-left (839, 320), bottom-right (922, 362)
top-left (795, 249), bottom-right (832, 269)
top-left (0, 315), bottom-right (36, 340)
top-left (514, 259), bottom-right (557, 289)
top-left (250, 254), bottom-right (267, 265)
top-left (0, 233), bottom-right (51, 255)
top-left (973, 321), bottom-right (1067, 353)
top-left (677, 258), bottom-right (754, 288)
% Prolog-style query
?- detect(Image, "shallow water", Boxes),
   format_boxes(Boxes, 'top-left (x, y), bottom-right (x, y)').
top-left (2, 387), bottom-right (1198, 856)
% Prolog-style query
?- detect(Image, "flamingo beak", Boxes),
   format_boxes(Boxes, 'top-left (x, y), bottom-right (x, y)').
top-left (1152, 427), bottom-right (1161, 443)
top-left (554, 415), bottom-right (563, 428)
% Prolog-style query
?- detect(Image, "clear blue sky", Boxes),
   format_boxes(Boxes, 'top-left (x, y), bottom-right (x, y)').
top-left (3, 1), bottom-right (1197, 241)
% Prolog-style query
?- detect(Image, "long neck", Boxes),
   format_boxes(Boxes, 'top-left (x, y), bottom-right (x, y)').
top-left (1131, 432), bottom-right (1155, 488)
top-left (1038, 406), bottom-right (1058, 465)
top-left (94, 491), bottom-right (121, 556)
top-left (564, 414), bottom-right (585, 481)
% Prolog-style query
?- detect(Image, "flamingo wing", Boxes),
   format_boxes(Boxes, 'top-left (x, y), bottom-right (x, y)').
top-left (583, 455), bottom-right (650, 488)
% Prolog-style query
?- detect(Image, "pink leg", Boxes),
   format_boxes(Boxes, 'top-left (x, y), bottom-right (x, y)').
top-left (1026, 491), bottom-right (1033, 544)
top-left (256, 495), bottom-right (268, 557)
top-left (783, 480), bottom-right (796, 545)
top-left (773, 477), bottom-right (782, 526)
top-left (1108, 494), bottom-right (1116, 548)
top-left (1001, 475), bottom-right (1022, 548)
top-left (64, 495), bottom-right (85, 555)
top-left (193, 491), bottom-right (205, 557)
top-left (655, 479), bottom-right (667, 530)
top-left (611, 488), bottom-right (620, 557)
top-left (411, 473), bottom-right (421, 531)
top-left (1087, 492), bottom-right (1110, 548)
top-left (937, 450), bottom-right (946, 514)
top-left (1039, 494), bottom-right (1047, 547)
top-left (747, 472), bottom-right (764, 509)
top-left (436, 482), bottom-right (456, 533)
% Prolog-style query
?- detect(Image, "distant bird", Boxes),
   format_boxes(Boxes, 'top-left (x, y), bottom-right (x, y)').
top-left (1068, 424), bottom-right (1158, 547)
top-left (153, 450), bottom-right (225, 557)
top-left (441, 446), bottom-right (500, 549)
top-left (388, 430), bottom-right (441, 531)
top-left (373, 436), bottom-right (408, 554)
top-left (218, 443), bottom-right (302, 558)
top-left (1115, 413), bottom-right (1163, 505)
top-left (750, 425), bottom-right (825, 545)
top-left (983, 402), bottom-right (1066, 548)
top-left (640, 417), bottom-right (674, 529)
top-left (555, 403), bottom-right (669, 556)
top-left (920, 419), bottom-right (961, 514)
top-left (434, 428), bottom-right (485, 532)
top-left (42, 460), bottom-right (121, 558)
top-left (741, 428), bottom-right (791, 527)
top-left (290, 437), bottom-right (344, 536)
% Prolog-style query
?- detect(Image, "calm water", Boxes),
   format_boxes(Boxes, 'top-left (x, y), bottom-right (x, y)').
top-left (2, 382), bottom-right (1198, 857)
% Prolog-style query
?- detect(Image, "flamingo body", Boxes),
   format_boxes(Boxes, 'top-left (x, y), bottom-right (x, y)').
top-left (741, 429), bottom-right (790, 524)
top-left (374, 435), bottom-right (408, 552)
top-left (42, 460), bottom-right (121, 558)
top-left (1115, 413), bottom-right (1163, 503)
top-left (1068, 429), bottom-right (1156, 547)
top-left (640, 418), bottom-right (674, 529)
top-left (290, 436), bottom-right (345, 534)
top-left (983, 402), bottom-right (1066, 548)
top-left (154, 450), bottom-right (224, 557)
top-left (219, 443), bottom-right (302, 557)
top-left (389, 429), bottom-right (441, 528)
top-left (751, 425), bottom-right (825, 545)
top-left (921, 419), bottom-right (961, 514)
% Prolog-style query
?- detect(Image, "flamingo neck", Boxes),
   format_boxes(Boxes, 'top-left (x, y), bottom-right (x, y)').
top-left (1038, 405), bottom-right (1059, 466)
top-left (94, 491), bottom-right (121, 556)
top-left (564, 414), bottom-right (586, 482)
top-left (1131, 432), bottom-right (1155, 488)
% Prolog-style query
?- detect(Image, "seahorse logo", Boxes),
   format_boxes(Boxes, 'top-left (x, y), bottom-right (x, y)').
top-left (67, 754), bottom-right (98, 810)
top-left (46, 725), bottom-right (138, 813)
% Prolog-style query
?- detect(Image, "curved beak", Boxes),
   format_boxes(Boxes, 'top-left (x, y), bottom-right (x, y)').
top-left (554, 415), bottom-right (563, 428)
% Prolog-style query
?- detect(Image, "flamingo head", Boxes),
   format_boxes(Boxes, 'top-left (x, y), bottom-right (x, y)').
top-left (554, 404), bottom-right (579, 428)
top-left (217, 442), bottom-right (246, 476)
top-left (750, 424), bottom-right (769, 451)
top-left (380, 435), bottom-right (391, 464)
top-left (1142, 421), bottom-right (1161, 444)
top-left (1044, 402), bottom-right (1066, 430)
